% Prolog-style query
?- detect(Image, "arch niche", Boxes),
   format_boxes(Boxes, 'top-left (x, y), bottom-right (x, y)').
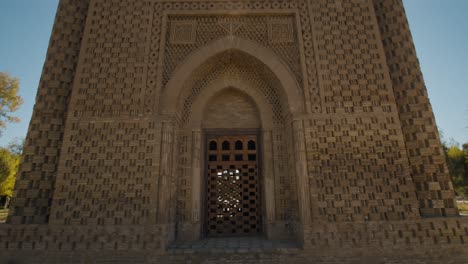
top-left (159, 37), bottom-right (310, 243)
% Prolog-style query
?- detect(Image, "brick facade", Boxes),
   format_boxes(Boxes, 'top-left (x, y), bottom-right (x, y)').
top-left (8, 0), bottom-right (90, 225)
top-left (1, 0), bottom-right (465, 263)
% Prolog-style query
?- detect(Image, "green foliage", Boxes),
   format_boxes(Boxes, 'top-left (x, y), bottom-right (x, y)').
top-left (0, 72), bottom-right (23, 133)
top-left (442, 139), bottom-right (468, 199)
top-left (464, 143), bottom-right (468, 178)
top-left (447, 146), bottom-right (465, 184)
top-left (0, 149), bottom-right (12, 184)
top-left (0, 147), bottom-right (20, 198)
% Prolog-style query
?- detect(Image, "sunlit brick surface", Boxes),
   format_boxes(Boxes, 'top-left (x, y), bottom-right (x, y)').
top-left (2, 0), bottom-right (464, 262)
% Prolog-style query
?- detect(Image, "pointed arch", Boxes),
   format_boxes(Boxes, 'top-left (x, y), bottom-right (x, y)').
top-left (187, 78), bottom-right (274, 130)
top-left (160, 36), bottom-right (304, 116)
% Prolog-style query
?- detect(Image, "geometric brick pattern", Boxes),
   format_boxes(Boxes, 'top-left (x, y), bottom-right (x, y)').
top-left (1, 218), bottom-right (468, 261)
top-left (373, 0), bottom-right (457, 217)
top-left (305, 218), bottom-right (468, 249)
top-left (310, 0), bottom-right (395, 115)
top-left (163, 14), bottom-right (302, 90)
top-left (3, 0), bottom-right (464, 262)
top-left (7, 0), bottom-right (90, 225)
top-left (305, 115), bottom-right (420, 222)
top-left (0, 225), bottom-right (165, 252)
top-left (170, 20), bottom-right (197, 45)
top-left (268, 19), bottom-right (294, 44)
top-left (49, 121), bottom-right (159, 226)
top-left (174, 50), bottom-right (292, 231)
top-left (179, 51), bottom-right (286, 124)
top-left (69, 0), bottom-right (151, 119)
top-left (44, 0), bottom-right (159, 227)
top-left (298, 0), bottom-right (322, 113)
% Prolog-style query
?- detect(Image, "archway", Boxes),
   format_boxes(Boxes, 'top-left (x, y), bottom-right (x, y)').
top-left (160, 36), bottom-right (304, 116)
top-left (202, 88), bottom-right (262, 237)
top-left (159, 38), bottom-right (310, 243)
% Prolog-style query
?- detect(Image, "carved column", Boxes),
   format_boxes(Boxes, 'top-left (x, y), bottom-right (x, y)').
top-left (158, 121), bottom-right (176, 223)
top-left (262, 130), bottom-right (277, 238)
top-left (292, 120), bottom-right (312, 230)
top-left (191, 129), bottom-right (202, 239)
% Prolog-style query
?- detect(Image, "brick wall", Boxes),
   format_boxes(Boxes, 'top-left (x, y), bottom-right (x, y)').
top-left (8, 0), bottom-right (90, 225)
top-left (1, 218), bottom-right (468, 263)
top-left (2, 0), bottom-right (463, 262)
top-left (373, 0), bottom-right (457, 217)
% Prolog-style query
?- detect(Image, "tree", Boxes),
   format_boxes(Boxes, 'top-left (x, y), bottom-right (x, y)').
top-left (442, 139), bottom-right (468, 199)
top-left (7, 138), bottom-right (24, 156)
top-left (446, 145), bottom-right (465, 183)
top-left (0, 72), bottom-right (23, 135)
top-left (0, 149), bottom-right (12, 184)
top-left (0, 147), bottom-right (20, 209)
top-left (463, 143), bottom-right (468, 179)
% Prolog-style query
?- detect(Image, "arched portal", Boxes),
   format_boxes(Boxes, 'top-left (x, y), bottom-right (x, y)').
top-left (160, 37), bottom-right (310, 243)
top-left (160, 36), bottom-right (305, 116)
top-left (202, 88), bottom-right (262, 236)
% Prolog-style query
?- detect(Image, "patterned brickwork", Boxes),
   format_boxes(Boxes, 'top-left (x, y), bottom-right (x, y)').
top-left (157, 1), bottom-right (322, 114)
top-left (179, 51), bottom-right (285, 124)
top-left (0, 225), bottom-right (165, 252)
top-left (47, 0), bottom-right (161, 226)
top-left (273, 130), bottom-right (293, 223)
top-left (174, 49), bottom-right (293, 231)
top-left (310, 0), bottom-right (395, 115)
top-left (302, 0), bottom-right (422, 223)
top-left (1, 218), bottom-right (468, 262)
top-left (373, 0), bottom-right (457, 217)
top-left (50, 120), bottom-right (160, 225)
top-left (203, 90), bottom-right (261, 128)
top-left (305, 114), bottom-right (420, 223)
top-left (299, 0), bottom-right (321, 113)
top-left (175, 131), bottom-right (192, 223)
top-left (8, 0), bottom-right (90, 225)
top-left (3, 0), bottom-right (462, 262)
top-left (70, 0), bottom-right (152, 118)
top-left (305, 218), bottom-right (468, 250)
top-left (159, 1), bottom-right (320, 116)
top-left (284, 123), bottom-right (300, 224)
top-left (162, 13), bottom-right (302, 89)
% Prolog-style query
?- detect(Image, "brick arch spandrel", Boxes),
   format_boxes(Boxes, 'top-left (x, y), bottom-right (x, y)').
top-left (160, 36), bottom-right (305, 117)
top-left (187, 79), bottom-right (274, 130)
top-left (178, 49), bottom-right (287, 127)
top-left (202, 88), bottom-right (261, 129)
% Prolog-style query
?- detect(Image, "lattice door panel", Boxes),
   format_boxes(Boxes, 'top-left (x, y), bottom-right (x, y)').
top-left (205, 135), bottom-right (261, 237)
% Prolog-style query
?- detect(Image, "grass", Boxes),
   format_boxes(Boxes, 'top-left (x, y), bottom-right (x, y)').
top-left (0, 209), bottom-right (8, 223)
top-left (458, 202), bottom-right (468, 215)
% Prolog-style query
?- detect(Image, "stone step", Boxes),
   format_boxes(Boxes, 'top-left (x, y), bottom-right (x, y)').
top-left (94, 256), bottom-right (146, 264)
top-left (167, 237), bottom-right (300, 255)
top-left (163, 253), bottom-right (310, 264)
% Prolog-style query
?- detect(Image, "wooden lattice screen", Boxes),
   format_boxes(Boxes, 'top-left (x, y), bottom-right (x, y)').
top-left (205, 134), bottom-right (261, 237)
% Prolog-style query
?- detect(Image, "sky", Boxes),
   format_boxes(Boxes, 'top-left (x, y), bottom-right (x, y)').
top-left (0, 0), bottom-right (467, 146)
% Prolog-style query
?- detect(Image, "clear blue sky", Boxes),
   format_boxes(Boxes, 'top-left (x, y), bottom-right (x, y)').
top-left (0, 0), bottom-right (467, 146)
